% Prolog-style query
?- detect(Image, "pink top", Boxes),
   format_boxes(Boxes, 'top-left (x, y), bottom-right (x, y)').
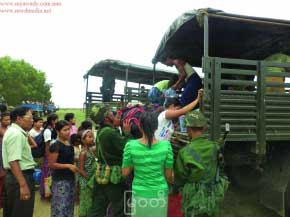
top-left (70, 125), bottom-right (78, 136)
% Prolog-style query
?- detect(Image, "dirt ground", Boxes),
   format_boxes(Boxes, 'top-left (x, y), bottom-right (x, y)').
top-left (221, 185), bottom-right (278, 217)
top-left (0, 185), bottom-right (279, 217)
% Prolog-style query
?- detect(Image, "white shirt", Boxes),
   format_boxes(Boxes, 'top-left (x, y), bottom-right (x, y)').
top-left (43, 128), bottom-right (52, 143)
top-left (29, 128), bottom-right (42, 138)
top-left (155, 110), bottom-right (175, 141)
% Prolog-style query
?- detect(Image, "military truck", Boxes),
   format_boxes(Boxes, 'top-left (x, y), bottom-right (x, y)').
top-left (83, 59), bottom-right (177, 117)
top-left (152, 8), bottom-right (290, 217)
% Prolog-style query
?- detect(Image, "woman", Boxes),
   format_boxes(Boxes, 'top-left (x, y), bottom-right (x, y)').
top-left (40, 113), bottom-right (58, 199)
top-left (48, 120), bottom-right (79, 217)
top-left (122, 112), bottom-right (174, 217)
top-left (155, 89), bottom-right (202, 141)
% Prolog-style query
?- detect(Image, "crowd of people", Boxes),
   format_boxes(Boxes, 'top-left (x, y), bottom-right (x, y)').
top-left (0, 88), bottom-right (229, 217)
top-left (0, 58), bottom-right (232, 217)
top-left (22, 101), bottom-right (56, 106)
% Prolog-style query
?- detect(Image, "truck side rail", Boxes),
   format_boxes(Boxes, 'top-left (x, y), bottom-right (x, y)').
top-left (202, 57), bottom-right (290, 156)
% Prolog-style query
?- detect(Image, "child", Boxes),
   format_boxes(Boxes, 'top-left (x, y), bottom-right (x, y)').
top-left (78, 120), bottom-right (93, 131)
top-left (29, 116), bottom-right (43, 137)
top-left (40, 113), bottom-right (58, 199)
top-left (78, 130), bottom-right (96, 217)
top-left (70, 133), bottom-right (82, 203)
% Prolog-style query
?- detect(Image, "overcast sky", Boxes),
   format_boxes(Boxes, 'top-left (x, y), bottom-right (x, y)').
top-left (0, 0), bottom-right (289, 108)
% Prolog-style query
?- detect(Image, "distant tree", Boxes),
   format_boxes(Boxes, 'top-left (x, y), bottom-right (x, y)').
top-left (0, 56), bottom-right (52, 106)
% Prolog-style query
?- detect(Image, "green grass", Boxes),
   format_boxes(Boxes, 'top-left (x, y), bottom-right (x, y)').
top-left (56, 108), bottom-right (86, 128)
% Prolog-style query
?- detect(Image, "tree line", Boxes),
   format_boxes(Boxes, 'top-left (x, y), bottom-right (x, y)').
top-left (0, 56), bottom-right (52, 106)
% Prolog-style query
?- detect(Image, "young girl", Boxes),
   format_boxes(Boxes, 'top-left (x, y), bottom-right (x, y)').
top-left (29, 116), bottom-right (43, 137)
top-left (70, 133), bottom-right (81, 204)
top-left (78, 130), bottom-right (96, 217)
top-left (28, 116), bottom-right (43, 150)
top-left (40, 113), bottom-right (58, 199)
top-left (48, 120), bottom-right (78, 217)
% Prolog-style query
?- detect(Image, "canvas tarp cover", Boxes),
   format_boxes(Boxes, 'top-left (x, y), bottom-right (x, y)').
top-left (84, 59), bottom-right (176, 85)
top-left (152, 8), bottom-right (290, 67)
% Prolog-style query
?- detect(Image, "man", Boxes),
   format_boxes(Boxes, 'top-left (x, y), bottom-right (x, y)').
top-left (139, 85), bottom-right (147, 103)
top-left (64, 112), bottom-right (77, 136)
top-left (2, 106), bottom-right (36, 217)
top-left (88, 105), bottom-right (132, 217)
top-left (165, 58), bottom-right (202, 108)
top-left (174, 111), bottom-right (228, 217)
top-left (264, 53), bottom-right (290, 93)
top-left (100, 71), bottom-right (115, 102)
top-left (0, 112), bottom-right (11, 209)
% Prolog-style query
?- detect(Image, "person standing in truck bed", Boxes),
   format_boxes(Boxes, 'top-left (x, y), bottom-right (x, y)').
top-left (165, 58), bottom-right (202, 109)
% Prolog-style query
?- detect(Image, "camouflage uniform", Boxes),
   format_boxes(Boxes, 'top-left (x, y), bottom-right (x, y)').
top-left (174, 111), bottom-right (229, 217)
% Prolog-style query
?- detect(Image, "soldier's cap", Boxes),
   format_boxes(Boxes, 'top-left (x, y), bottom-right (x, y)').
top-left (90, 104), bottom-right (110, 124)
top-left (185, 110), bottom-right (207, 128)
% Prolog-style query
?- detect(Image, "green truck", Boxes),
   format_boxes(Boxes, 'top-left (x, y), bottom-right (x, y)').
top-left (152, 8), bottom-right (290, 217)
top-left (83, 59), bottom-right (177, 116)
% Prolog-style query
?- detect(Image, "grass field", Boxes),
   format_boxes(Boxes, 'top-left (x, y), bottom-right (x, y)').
top-left (56, 108), bottom-right (86, 128)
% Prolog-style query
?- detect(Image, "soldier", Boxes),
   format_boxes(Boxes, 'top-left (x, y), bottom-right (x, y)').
top-left (88, 104), bottom-right (132, 217)
top-left (100, 72), bottom-right (115, 102)
top-left (174, 111), bottom-right (229, 217)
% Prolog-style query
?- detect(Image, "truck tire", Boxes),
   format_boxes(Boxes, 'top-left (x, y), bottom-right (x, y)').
top-left (285, 180), bottom-right (290, 216)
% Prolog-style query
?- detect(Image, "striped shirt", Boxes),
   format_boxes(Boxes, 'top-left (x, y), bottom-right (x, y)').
top-left (122, 139), bottom-right (173, 198)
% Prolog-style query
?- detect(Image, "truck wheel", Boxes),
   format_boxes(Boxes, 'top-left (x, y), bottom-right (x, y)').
top-left (227, 165), bottom-right (262, 191)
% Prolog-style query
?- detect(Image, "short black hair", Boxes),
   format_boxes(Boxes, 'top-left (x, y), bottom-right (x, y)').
top-left (33, 116), bottom-right (43, 123)
top-left (10, 106), bottom-right (31, 122)
top-left (55, 120), bottom-right (70, 132)
top-left (78, 120), bottom-right (93, 131)
top-left (70, 133), bottom-right (81, 146)
top-left (164, 98), bottom-right (180, 108)
top-left (1, 111), bottom-right (10, 119)
top-left (0, 104), bottom-right (7, 113)
top-left (64, 113), bottom-right (74, 122)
